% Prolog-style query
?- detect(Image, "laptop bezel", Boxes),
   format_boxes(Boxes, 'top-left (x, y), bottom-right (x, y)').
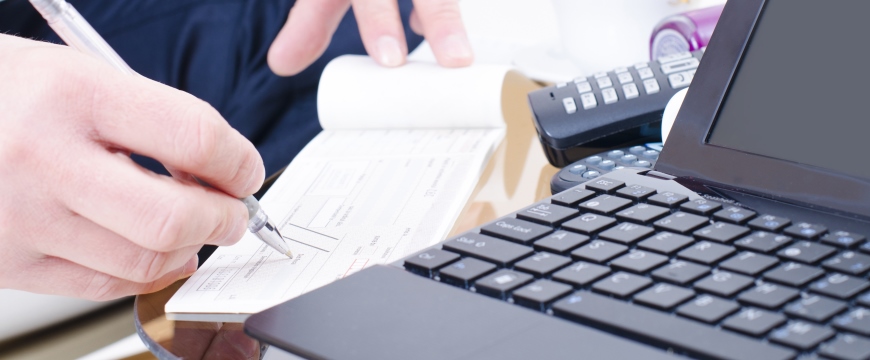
top-left (655, 0), bottom-right (870, 220)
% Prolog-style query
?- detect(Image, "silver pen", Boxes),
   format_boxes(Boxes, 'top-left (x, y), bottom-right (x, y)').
top-left (29, 0), bottom-right (293, 258)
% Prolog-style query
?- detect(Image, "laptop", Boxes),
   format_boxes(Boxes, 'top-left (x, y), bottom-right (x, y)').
top-left (245, 1), bottom-right (870, 359)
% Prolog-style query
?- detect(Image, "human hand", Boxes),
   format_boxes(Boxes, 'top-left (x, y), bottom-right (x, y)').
top-left (268, 0), bottom-right (473, 76)
top-left (0, 34), bottom-right (265, 301)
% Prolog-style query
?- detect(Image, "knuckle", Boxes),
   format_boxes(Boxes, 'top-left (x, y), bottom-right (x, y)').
top-left (148, 197), bottom-right (192, 251)
top-left (131, 249), bottom-right (169, 283)
top-left (82, 272), bottom-right (121, 301)
top-left (419, 1), bottom-right (462, 28)
top-left (177, 102), bottom-right (220, 171)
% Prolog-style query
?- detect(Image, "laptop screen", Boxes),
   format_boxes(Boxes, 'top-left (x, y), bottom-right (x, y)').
top-left (707, 0), bottom-right (870, 181)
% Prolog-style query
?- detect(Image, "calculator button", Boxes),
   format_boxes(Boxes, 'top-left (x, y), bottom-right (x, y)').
top-left (642, 149), bottom-right (660, 159)
top-left (629, 146), bottom-right (647, 154)
top-left (575, 81), bottom-right (592, 94)
top-left (658, 51), bottom-right (693, 63)
top-left (593, 71), bottom-right (608, 78)
top-left (614, 67), bottom-right (629, 74)
top-left (581, 171), bottom-right (600, 179)
top-left (573, 76), bottom-right (588, 83)
top-left (597, 76), bottom-right (613, 88)
top-left (580, 92), bottom-right (597, 109)
top-left (607, 150), bottom-right (624, 158)
top-left (643, 79), bottom-right (660, 94)
top-left (617, 72), bottom-right (633, 84)
top-left (601, 87), bottom-right (618, 104)
top-left (620, 154), bottom-right (637, 163)
top-left (634, 160), bottom-right (652, 168)
top-left (660, 57), bottom-right (700, 74)
top-left (668, 70), bottom-right (695, 88)
top-left (556, 82), bottom-right (567, 88)
top-left (585, 156), bottom-right (602, 165)
top-left (634, 61), bottom-right (650, 69)
top-left (622, 83), bottom-right (639, 99)
top-left (598, 160), bottom-right (615, 170)
top-left (637, 67), bottom-right (654, 80)
top-left (567, 164), bottom-right (587, 174)
top-left (562, 97), bottom-right (577, 114)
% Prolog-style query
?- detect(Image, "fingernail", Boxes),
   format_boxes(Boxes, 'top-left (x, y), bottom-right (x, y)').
top-left (443, 33), bottom-right (473, 63)
top-left (182, 255), bottom-right (198, 278)
top-left (376, 36), bottom-right (404, 67)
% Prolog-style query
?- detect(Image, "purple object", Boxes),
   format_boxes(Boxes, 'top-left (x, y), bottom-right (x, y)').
top-left (650, 5), bottom-right (724, 60)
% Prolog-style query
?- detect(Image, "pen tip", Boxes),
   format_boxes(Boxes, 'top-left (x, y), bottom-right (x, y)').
top-left (285, 250), bottom-right (294, 259)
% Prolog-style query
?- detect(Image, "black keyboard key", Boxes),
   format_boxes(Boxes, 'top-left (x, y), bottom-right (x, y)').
top-left (734, 231), bottom-right (792, 253)
top-left (533, 231), bottom-right (589, 255)
top-left (823, 251), bottom-right (870, 275)
top-left (551, 188), bottom-right (596, 207)
top-left (861, 242), bottom-right (870, 255)
top-left (713, 206), bottom-right (757, 224)
top-left (763, 262), bottom-right (826, 287)
top-left (633, 283), bottom-right (694, 310)
top-left (860, 292), bottom-right (870, 307)
top-left (551, 261), bottom-right (610, 287)
top-left (598, 223), bottom-right (655, 245)
top-left (680, 198), bottom-right (722, 216)
top-left (722, 308), bottom-right (787, 337)
top-left (770, 321), bottom-right (836, 350)
top-left (438, 257), bottom-right (497, 288)
top-left (677, 241), bottom-right (736, 265)
top-left (609, 250), bottom-right (669, 274)
top-left (737, 283), bottom-right (800, 310)
top-left (615, 204), bottom-right (669, 224)
top-left (652, 260), bottom-right (710, 285)
top-left (834, 308), bottom-right (870, 336)
top-left (404, 249), bottom-right (460, 277)
top-left (719, 252), bottom-right (779, 276)
top-left (513, 252), bottom-right (572, 277)
top-left (584, 178), bottom-right (625, 193)
top-left (694, 271), bottom-right (754, 297)
top-left (553, 291), bottom-right (795, 360)
top-left (592, 272), bottom-right (652, 298)
top-left (778, 240), bottom-right (837, 264)
top-left (638, 232), bottom-right (694, 255)
top-left (615, 184), bottom-right (656, 201)
top-left (822, 231), bottom-right (866, 248)
top-left (693, 222), bottom-right (751, 243)
top-left (442, 233), bottom-right (533, 267)
top-left (480, 218), bottom-right (553, 245)
top-left (473, 269), bottom-right (533, 299)
top-left (654, 212), bottom-right (709, 234)
top-left (748, 214), bottom-right (791, 232)
top-left (819, 335), bottom-right (870, 360)
top-left (561, 213), bottom-right (616, 235)
top-left (571, 240), bottom-right (627, 263)
top-left (785, 295), bottom-right (848, 323)
top-left (676, 294), bottom-right (741, 324)
top-left (647, 191), bottom-right (689, 208)
top-left (516, 202), bottom-right (578, 226)
top-left (511, 279), bottom-right (573, 311)
top-left (578, 195), bottom-right (632, 215)
top-left (810, 273), bottom-right (870, 300)
top-left (784, 222), bottom-right (828, 239)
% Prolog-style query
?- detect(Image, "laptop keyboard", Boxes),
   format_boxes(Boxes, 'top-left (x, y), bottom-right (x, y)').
top-left (403, 177), bottom-right (870, 359)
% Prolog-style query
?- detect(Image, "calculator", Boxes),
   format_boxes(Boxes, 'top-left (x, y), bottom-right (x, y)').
top-left (529, 50), bottom-right (703, 168)
top-left (550, 142), bottom-right (663, 194)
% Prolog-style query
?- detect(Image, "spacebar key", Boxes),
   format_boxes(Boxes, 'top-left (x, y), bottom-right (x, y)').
top-left (552, 291), bottom-right (795, 360)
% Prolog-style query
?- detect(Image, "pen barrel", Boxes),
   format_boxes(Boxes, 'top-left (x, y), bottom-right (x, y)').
top-left (28, 0), bottom-right (136, 75)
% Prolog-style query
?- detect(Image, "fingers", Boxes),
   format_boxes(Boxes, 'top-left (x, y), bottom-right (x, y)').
top-left (268, 0), bottom-right (351, 76)
top-left (350, 0), bottom-right (408, 67)
top-left (411, 0), bottom-right (473, 67)
top-left (58, 150), bottom-right (249, 253)
top-left (37, 215), bottom-right (201, 284)
top-left (11, 255), bottom-right (197, 301)
top-left (84, 68), bottom-right (264, 198)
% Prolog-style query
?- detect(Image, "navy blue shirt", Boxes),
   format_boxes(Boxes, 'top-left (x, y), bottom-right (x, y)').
top-left (0, 0), bottom-right (422, 175)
